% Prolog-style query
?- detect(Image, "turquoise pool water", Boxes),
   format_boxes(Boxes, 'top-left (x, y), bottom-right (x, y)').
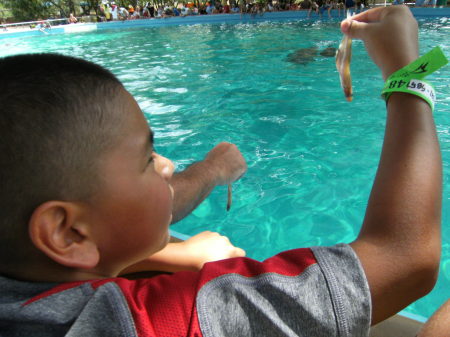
top-left (1, 18), bottom-right (449, 319)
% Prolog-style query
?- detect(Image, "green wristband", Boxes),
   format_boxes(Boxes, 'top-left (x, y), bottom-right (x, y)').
top-left (383, 78), bottom-right (436, 110)
top-left (381, 47), bottom-right (448, 110)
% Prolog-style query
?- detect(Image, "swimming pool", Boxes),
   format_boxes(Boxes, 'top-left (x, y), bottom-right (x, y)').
top-left (0, 16), bottom-right (448, 319)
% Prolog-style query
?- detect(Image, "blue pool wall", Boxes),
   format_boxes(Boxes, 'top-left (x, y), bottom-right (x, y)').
top-left (1, 7), bottom-right (449, 39)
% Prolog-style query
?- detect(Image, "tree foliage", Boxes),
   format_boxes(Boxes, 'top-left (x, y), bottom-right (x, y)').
top-left (79, 0), bottom-right (101, 15)
top-left (46, 0), bottom-right (77, 17)
top-left (0, 0), bottom-right (101, 21)
top-left (0, 0), bottom-right (171, 22)
top-left (3, 0), bottom-right (51, 21)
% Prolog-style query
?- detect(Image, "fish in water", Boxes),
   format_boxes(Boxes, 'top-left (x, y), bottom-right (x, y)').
top-left (320, 47), bottom-right (337, 57)
top-left (286, 47), bottom-right (318, 65)
top-left (286, 46), bottom-right (338, 65)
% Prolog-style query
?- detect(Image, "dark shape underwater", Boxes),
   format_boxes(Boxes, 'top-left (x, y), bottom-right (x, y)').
top-left (286, 46), bottom-right (337, 65)
top-left (286, 47), bottom-right (318, 65)
top-left (319, 47), bottom-right (337, 57)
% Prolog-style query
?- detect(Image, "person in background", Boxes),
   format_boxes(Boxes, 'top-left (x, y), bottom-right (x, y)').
top-left (173, 6), bottom-right (181, 16)
top-left (68, 13), bottom-right (77, 23)
top-left (142, 5), bottom-right (150, 18)
top-left (206, 2), bottom-right (215, 14)
top-left (131, 6), bottom-right (141, 19)
top-left (345, 0), bottom-right (355, 13)
top-left (111, 4), bottom-right (119, 20)
top-left (231, 3), bottom-right (240, 12)
top-left (333, 0), bottom-right (345, 17)
top-left (98, 2), bottom-right (106, 21)
top-left (36, 20), bottom-right (51, 32)
top-left (149, 4), bottom-right (155, 17)
top-left (223, 2), bottom-right (231, 13)
top-left (104, 4), bottom-right (112, 21)
top-left (319, 0), bottom-right (333, 18)
top-left (301, 0), bottom-right (313, 10)
top-left (118, 6), bottom-right (129, 20)
top-left (307, 0), bottom-right (319, 17)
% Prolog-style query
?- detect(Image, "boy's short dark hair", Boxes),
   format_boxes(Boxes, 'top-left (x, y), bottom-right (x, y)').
top-left (0, 53), bottom-right (125, 269)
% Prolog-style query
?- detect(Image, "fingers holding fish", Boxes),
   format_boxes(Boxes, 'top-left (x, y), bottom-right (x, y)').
top-left (339, 6), bottom-right (418, 80)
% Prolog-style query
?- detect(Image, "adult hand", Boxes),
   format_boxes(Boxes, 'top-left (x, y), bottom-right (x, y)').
top-left (341, 5), bottom-right (419, 80)
top-left (203, 142), bottom-right (247, 185)
top-left (170, 142), bottom-right (247, 223)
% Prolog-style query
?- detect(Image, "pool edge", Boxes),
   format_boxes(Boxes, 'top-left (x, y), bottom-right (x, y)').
top-left (1, 8), bottom-right (449, 40)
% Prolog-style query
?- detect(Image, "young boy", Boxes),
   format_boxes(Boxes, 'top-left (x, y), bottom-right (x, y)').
top-left (0, 5), bottom-right (443, 336)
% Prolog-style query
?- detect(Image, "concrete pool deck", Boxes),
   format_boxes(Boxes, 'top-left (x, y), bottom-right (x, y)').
top-left (1, 7), bottom-right (449, 40)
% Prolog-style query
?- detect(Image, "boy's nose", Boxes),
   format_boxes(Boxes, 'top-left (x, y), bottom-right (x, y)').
top-left (154, 153), bottom-right (174, 180)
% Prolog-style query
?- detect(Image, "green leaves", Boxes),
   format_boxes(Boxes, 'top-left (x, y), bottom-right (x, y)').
top-left (3, 0), bottom-right (49, 21)
top-left (0, 0), bottom-right (100, 21)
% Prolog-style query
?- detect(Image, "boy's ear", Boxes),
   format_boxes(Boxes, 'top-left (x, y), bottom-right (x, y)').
top-left (28, 201), bottom-right (100, 269)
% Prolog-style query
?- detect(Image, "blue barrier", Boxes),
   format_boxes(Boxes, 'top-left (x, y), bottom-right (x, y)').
top-left (1, 7), bottom-right (448, 39)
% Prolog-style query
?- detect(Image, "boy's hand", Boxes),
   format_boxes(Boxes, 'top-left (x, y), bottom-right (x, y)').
top-left (341, 5), bottom-right (418, 80)
top-left (120, 231), bottom-right (245, 275)
top-left (180, 231), bottom-right (246, 270)
top-left (204, 142), bottom-right (247, 185)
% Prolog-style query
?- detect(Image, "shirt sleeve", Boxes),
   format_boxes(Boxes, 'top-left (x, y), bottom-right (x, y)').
top-left (196, 244), bottom-right (371, 337)
top-left (114, 244), bottom-right (370, 337)
top-left (311, 244), bottom-right (372, 336)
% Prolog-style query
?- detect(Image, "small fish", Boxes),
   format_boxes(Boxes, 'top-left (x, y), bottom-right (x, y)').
top-left (226, 184), bottom-right (232, 211)
top-left (336, 11), bottom-right (353, 102)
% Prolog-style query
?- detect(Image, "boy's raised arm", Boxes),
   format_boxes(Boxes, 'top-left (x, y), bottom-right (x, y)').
top-left (346, 6), bottom-right (442, 324)
top-left (170, 142), bottom-right (247, 223)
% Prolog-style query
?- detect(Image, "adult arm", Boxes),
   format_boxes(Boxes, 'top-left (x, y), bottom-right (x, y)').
top-left (344, 6), bottom-right (442, 324)
top-left (170, 142), bottom-right (247, 223)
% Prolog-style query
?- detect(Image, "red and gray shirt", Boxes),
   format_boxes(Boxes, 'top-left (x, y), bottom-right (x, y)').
top-left (0, 244), bottom-right (371, 336)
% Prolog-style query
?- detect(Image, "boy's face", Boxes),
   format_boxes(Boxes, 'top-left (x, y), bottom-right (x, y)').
top-left (84, 88), bottom-right (174, 274)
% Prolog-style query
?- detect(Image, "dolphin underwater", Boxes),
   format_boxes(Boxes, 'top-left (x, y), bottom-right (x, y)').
top-left (286, 47), bottom-right (318, 65)
top-left (286, 46), bottom-right (338, 65)
top-left (320, 46), bottom-right (337, 57)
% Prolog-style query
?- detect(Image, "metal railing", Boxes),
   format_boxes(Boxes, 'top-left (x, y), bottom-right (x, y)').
top-left (1, 18), bottom-right (70, 31)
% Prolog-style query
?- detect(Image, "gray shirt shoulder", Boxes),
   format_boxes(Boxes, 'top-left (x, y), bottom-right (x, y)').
top-left (196, 244), bottom-right (371, 337)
